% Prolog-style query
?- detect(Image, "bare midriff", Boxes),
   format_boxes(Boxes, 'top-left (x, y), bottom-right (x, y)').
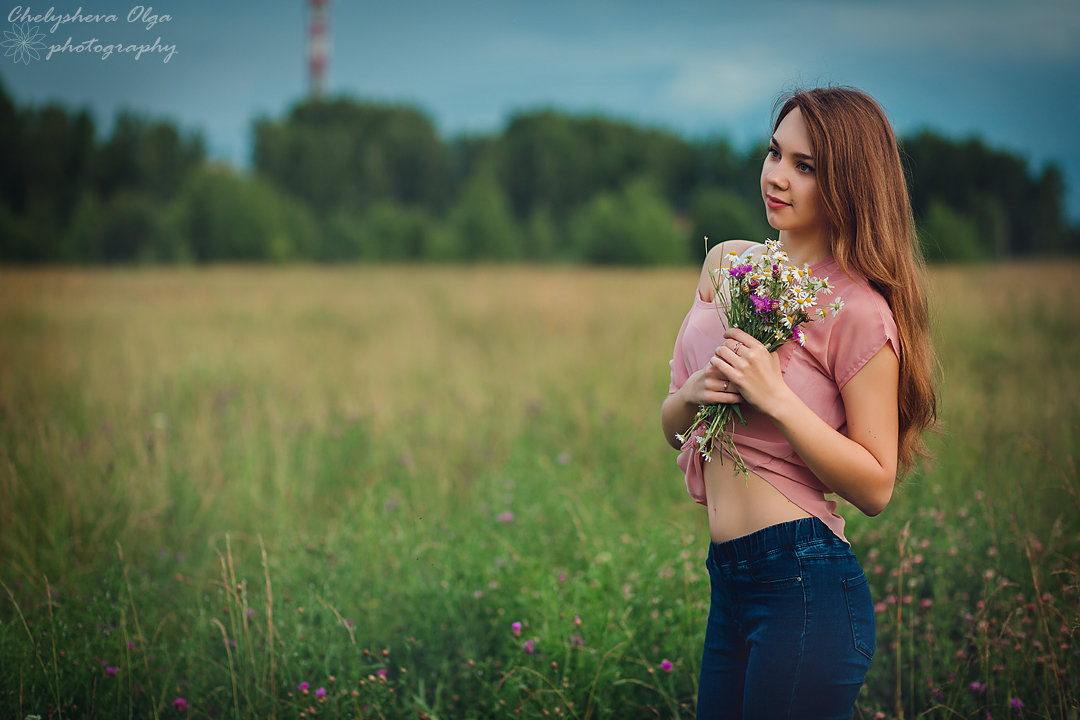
top-left (703, 455), bottom-right (812, 543)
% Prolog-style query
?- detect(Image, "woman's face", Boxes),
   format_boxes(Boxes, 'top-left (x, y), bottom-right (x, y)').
top-left (760, 107), bottom-right (827, 240)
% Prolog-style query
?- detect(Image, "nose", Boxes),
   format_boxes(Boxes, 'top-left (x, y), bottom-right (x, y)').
top-left (765, 163), bottom-right (789, 190)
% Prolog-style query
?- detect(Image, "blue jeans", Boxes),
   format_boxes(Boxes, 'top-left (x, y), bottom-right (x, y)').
top-left (696, 517), bottom-right (875, 720)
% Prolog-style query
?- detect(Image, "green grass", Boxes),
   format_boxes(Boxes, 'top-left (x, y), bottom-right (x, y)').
top-left (1, 261), bottom-right (1078, 719)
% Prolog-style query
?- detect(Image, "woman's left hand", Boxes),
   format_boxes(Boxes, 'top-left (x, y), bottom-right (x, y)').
top-left (711, 327), bottom-right (792, 418)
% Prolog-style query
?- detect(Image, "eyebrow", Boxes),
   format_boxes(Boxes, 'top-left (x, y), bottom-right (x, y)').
top-left (770, 135), bottom-right (814, 162)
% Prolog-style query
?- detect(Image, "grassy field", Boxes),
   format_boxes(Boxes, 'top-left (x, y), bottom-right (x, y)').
top-left (1, 261), bottom-right (1078, 719)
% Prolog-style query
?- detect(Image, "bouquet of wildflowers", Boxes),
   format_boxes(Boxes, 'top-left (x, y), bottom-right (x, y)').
top-left (677, 238), bottom-right (843, 474)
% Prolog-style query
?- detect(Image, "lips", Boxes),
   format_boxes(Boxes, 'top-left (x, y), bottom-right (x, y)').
top-left (765, 194), bottom-right (790, 209)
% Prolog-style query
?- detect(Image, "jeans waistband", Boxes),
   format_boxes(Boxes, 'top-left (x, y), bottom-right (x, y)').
top-left (708, 517), bottom-right (842, 565)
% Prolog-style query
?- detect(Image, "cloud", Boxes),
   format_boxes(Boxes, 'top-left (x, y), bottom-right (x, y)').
top-left (806, 0), bottom-right (1080, 63)
top-left (662, 56), bottom-right (803, 119)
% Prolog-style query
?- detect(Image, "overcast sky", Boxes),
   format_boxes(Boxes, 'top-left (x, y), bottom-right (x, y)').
top-left (3, 0), bottom-right (1079, 219)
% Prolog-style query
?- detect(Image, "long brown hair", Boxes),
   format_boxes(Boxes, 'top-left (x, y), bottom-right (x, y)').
top-left (774, 86), bottom-right (938, 475)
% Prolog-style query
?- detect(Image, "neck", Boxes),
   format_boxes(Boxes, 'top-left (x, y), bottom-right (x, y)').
top-left (777, 229), bottom-right (830, 267)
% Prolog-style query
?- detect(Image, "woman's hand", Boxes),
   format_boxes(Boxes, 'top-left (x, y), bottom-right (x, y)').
top-left (660, 346), bottom-right (742, 449)
top-left (713, 327), bottom-right (792, 418)
top-left (686, 350), bottom-right (743, 408)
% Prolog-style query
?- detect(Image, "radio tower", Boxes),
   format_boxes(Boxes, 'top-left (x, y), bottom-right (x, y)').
top-left (308, 0), bottom-right (329, 98)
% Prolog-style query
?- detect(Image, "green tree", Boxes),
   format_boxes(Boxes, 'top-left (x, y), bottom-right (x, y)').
top-left (901, 131), bottom-right (1073, 256)
top-left (920, 200), bottom-right (983, 263)
top-left (496, 110), bottom-right (698, 222)
top-left (967, 194), bottom-right (1009, 259)
top-left (171, 166), bottom-right (319, 262)
top-left (689, 187), bottom-right (771, 261)
top-left (497, 110), bottom-right (588, 220)
top-left (448, 171), bottom-right (522, 261)
top-left (0, 102), bottom-right (96, 260)
top-left (1025, 165), bottom-right (1068, 255)
top-left (523, 207), bottom-right (560, 261)
top-left (0, 95), bottom-right (205, 262)
top-left (322, 209), bottom-right (369, 261)
top-left (253, 98), bottom-right (452, 215)
top-left (693, 137), bottom-right (744, 190)
top-left (94, 110), bottom-right (205, 201)
top-left (570, 178), bottom-right (688, 265)
top-left (61, 190), bottom-right (178, 263)
top-left (354, 202), bottom-right (441, 262)
top-left (0, 76), bottom-right (20, 212)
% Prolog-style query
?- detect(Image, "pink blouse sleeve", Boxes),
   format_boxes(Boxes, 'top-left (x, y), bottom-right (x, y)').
top-left (827, 290), bottom-right (900, 388)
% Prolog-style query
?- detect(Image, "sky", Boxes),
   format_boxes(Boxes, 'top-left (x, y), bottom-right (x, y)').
top-left (2, 0), bottom-right (1079, 220)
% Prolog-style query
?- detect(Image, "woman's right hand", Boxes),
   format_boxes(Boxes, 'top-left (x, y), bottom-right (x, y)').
top-left (661, 347), bottom-right (742, 449)
top-left (684, 347), bottom-right (744, 407)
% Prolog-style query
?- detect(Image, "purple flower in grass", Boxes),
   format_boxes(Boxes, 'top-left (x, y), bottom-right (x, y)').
top-left (512, 621), bottom-right (522, 637)
top-left (1010, 698), bottom-right (1024, 709)
top-left (172, 697), bottom-right (187, 712)
top-left (298, 681), bottom-right (309, 692)
top-left (316, 687), bottom-right (326, 699)
top-left (376, 668), bottom-right (388, 679)
top-left (522, 639), bottom-right (535, 654)
top-left (106, 665), bottom-right (119, 676)
top-left (660, 660), bottom-right (673, 673)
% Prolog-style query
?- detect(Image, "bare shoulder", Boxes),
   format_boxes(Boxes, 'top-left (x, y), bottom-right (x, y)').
top-left (697, 239), bottom-right (761, 302)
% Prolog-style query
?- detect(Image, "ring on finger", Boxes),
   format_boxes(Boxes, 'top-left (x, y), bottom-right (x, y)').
top-left (733, 341), bottom-right (743, 356)
top-left (723, 380), bottom-right (730, 391)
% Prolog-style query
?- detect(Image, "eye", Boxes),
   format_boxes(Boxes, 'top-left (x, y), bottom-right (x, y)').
top-left (796, 161), bottom-right (814, 173)
top-left (767, 146), bottom-right (780, 159)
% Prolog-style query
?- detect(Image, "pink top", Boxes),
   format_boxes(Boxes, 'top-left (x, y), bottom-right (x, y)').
top-left (668, 251), bottom-right (899, 544)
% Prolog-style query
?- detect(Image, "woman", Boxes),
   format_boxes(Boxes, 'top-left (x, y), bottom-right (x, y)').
top-left (661, 87), bottom-right (937, 719)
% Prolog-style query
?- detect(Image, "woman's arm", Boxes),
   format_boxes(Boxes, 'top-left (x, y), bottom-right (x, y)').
top-left (661, 372), bottom-right (736, 449)
top-left (715, 328), bottom-right (900, 516)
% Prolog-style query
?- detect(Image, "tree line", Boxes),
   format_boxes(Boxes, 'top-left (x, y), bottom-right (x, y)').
top-left (1, 78), bottom-right (1076, 265)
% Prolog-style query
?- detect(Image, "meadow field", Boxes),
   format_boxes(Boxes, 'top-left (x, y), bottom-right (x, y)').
top-left (1, 261), bottom-right (1078, 719)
